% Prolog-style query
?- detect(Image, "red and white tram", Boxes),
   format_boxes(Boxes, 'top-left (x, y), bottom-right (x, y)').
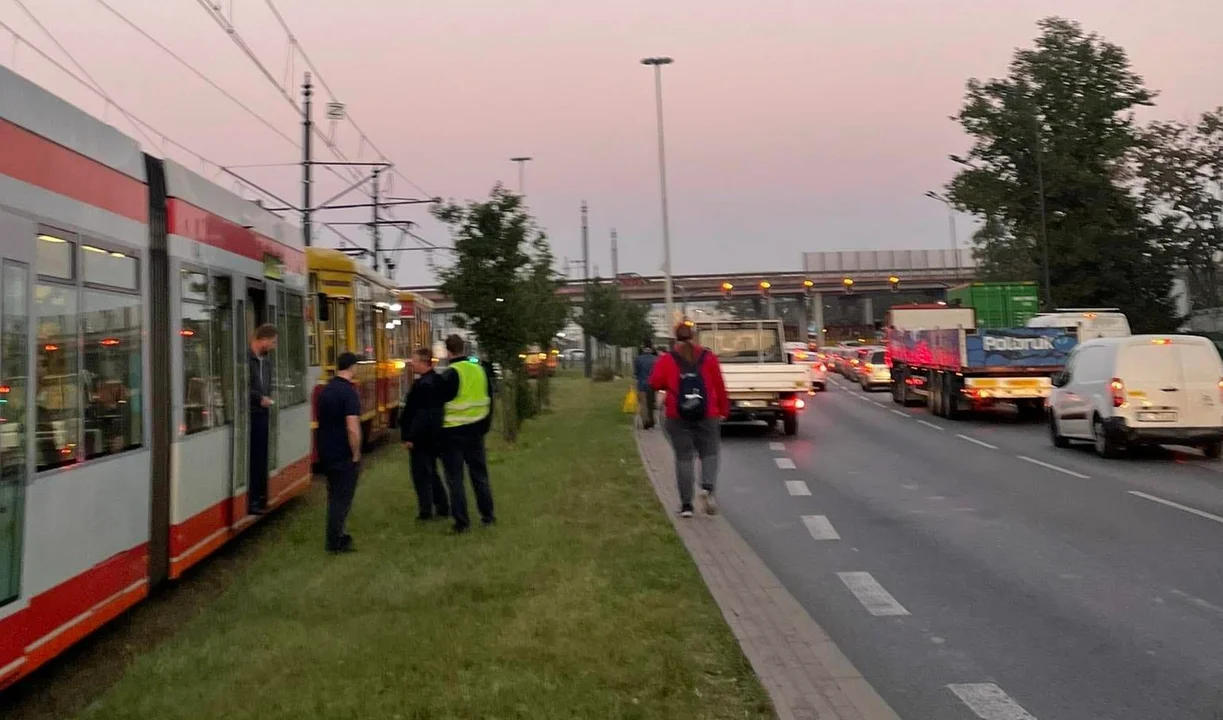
top-left (0, 65), bottom-right (311, 690)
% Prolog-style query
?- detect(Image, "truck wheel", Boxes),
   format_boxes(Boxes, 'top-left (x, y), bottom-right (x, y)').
top-left (783, 412), bottom-right (798, 436)
top-left (944, 375), bottom-right (961, 420)
top-left (930, 375), bottom-right (944, 417)
top-left (1203, 439), bottom-right (1222, 459)
top-left (891, 371), bottom-right (904, 404)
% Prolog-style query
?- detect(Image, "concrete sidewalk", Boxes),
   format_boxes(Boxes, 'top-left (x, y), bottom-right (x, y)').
top-left (635, 428), bottom-right (901, 720)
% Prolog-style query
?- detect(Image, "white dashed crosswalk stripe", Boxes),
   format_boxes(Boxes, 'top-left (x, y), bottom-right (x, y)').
top-left (947, 683), bottom-right (1038, 720)
top-left (801, 515), bottom-right (840, 540)
top-left (837, 571), bottom-right (910, 616)
top-left (786, 480), bottom-right (811, 496)
top-left (775, 457), bottom-right (796, 470)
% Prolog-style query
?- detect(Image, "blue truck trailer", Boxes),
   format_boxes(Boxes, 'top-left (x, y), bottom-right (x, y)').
top-left (885, 305), bottom-right (1079, 420)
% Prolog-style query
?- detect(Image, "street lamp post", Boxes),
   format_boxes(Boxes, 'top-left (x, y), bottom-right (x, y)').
top-left (924, 191), bottom-right (960, 279)
top-left (641, 56), bottom-right (675, 327)
top-left (510, 156), bottom-right (532, 195)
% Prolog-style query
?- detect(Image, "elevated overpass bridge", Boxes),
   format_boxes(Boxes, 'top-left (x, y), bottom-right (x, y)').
top-left (404, 248), bottom-right (977, 308)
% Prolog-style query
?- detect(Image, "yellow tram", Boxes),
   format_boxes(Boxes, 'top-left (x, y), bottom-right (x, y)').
top-left (306, 247), bottom-right (401, 459)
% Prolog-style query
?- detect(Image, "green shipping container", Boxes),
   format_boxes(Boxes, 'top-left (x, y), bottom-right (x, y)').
top-left (945, 282), bottom-right (1040, 329)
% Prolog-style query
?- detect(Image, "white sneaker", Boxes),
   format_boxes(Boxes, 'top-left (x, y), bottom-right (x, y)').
top-left (679, 504), bottom-right (694, 518)
top-left (700, 490), bottom-right (718, 516)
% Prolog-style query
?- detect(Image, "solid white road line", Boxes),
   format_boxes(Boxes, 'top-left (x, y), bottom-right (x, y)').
top-left (775, 457), bottom-right (797, 470)
top-left (1128, 490), bottom-right (1223, 525)
top-left (769, 441), bottom-right (786, 451)
top-left (891, 409), bottom-right (908, 418)
top-left (957, 433), bottom-right (999, 450)
top-left (836, 571), bottom-right (910, 616)
top-left (917, 419), bottom-right (945, 432)
top-left (947, 683), bottom-right (1037, 720)
top-left (786, 480), bottom-right (811, 496)
top-left (1017, 455), bottom-right (1090, 479)
top-left (801, 514), bottom-right (840, 540)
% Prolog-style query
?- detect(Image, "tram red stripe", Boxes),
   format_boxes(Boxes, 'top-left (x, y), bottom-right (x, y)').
top-left (0, 543), bottom-right (148, 688)
top-left (167, 199), bottom-right (306, 275)
top-left (0, 118), bottom-right (147, 223)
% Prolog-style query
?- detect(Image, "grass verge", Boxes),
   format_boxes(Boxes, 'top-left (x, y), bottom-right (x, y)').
top-left (74, 376), bottom-right (773, 720)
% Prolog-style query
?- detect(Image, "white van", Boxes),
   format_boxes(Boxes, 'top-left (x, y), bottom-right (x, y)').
top-left (1027, 309), bottom-right (1131, 339)
top-left (1048, 334), bottom-right (1223, 458)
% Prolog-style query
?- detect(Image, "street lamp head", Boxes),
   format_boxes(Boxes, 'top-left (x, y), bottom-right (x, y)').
top-left (641, 57), bottom-right (674, 66)
top-left (510, 156), bottom-right (532, 163)
top-left (924, 190), bottom-right (942, 201)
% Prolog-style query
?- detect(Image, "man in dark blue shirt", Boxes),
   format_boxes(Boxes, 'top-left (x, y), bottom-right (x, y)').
top-left (316, 352), bottom-right (363, 554)
top-left (248, 323), bottom-right (279, 514)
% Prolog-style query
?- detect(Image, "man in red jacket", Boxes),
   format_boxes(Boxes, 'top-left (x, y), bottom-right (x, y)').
top-left (648, 322), bottom-right (729, 518)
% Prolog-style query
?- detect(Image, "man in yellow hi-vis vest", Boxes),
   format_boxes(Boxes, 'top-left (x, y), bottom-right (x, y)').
top-left (439, 334), bottom-right (496, 534)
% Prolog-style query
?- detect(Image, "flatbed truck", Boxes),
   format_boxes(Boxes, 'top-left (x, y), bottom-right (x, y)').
top-left (885, 304), bottom-right (1079, 419)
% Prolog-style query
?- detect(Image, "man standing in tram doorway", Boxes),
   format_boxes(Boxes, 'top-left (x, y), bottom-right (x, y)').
top-left (248, 323), bottom-right (279, 515)
top-left (317, 352), bottom-right (363, 553)
top-left (439, 334), bottom-right (496, 534)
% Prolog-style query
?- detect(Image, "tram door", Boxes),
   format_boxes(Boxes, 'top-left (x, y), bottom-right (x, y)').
top-left (229, 287), bottom-right (248, 516)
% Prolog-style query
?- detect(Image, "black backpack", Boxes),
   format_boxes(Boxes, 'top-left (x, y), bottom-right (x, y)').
top-left (672, 349), bottom-right (709, 421)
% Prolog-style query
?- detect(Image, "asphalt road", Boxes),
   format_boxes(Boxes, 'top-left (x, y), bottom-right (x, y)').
top-left (713, 374), bottom-right (1223, 720)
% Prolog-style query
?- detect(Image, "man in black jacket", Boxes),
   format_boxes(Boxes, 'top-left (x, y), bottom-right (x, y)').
top-left (401, 347), bottom-right (450, 521)
top-left (248, 323), bottom-right (278, 515)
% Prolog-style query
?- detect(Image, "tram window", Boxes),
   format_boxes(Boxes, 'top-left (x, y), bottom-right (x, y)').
top-left (35, 283), bottom-right (80, 471)
top-left (283, 292), bottom-right (306, 406)
top-left (36, 231), bottom-right (74, 280)
top-left (181, 301), bottom-right (212, 434)
top-left (82, 245), bottom-right (138, 290)
top-left (1, 262), bottom-right (29, 606)
top-left (211, 276), bottom-right (233, 426)
top-left (81, 290), bottom-right (142, 459)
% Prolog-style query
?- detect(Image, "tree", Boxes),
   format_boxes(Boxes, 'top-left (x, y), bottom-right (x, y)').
top-left (946, 17), bottom-right (1178, 330)
top-left (1136, 110), bottom-right (1223, 311)
top-left (576, 280), bottom-right (654, 369)
top-left (433, 184), bottom-right (560, 440)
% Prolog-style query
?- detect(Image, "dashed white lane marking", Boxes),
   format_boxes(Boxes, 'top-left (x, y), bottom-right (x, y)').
top-left (1128, 490), bottom-right (1223, 525)
top-left (947, 683), bottom-right (1037, 720)
top-left (768, 441), bottom-right (786, 451)
top-left (801, 514), bottom-right (840, 540)
top-left (775, 457), bottom-right (797, 470)
top-left (890, 409), bottom-right (908, 417)
top-left (836, 571), bottom-right (910, 616)
top-left (1017, 455), bottom-right (1090, 479)
top-left (916, 419), bottom-right (945, 432)
top-left (786, 480), bottom-right (811, 496)
top-left (957, 433), bottom-right (999, 450)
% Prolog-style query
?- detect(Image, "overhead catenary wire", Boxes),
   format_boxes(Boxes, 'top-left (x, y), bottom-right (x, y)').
top-left (88, 0), bottom-right (367, 196)
top-left (11, 0), bottom-right (164, 153)
top-left (257, 0), bottom-right (433, 199)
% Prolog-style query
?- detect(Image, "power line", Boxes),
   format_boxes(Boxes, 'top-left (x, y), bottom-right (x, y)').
top-left (90, 0), bottom-right (365, 195)
top-left (93, 0), bottom-right (297, 148)
top-left (191, 0), bottom-right (374, 186)
top-left (256, 0), bottom-right (433, 198)
top-left (12, 0), bottom-right (163, 153)
top-left (0, 19), bottom-right (307, 215)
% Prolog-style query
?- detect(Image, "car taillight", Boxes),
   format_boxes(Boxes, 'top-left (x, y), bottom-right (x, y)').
top-left (1109, 377), bottom-right (1126, 408)
top-left (1218, 378), bottom-right (1223, 405)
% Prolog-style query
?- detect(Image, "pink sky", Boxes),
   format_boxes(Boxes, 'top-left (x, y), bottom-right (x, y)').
top-left (6, 0), bottom-right (1223, 285)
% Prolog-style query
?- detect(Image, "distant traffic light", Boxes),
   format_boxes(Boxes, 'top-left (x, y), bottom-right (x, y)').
top-left (759, 280), bottom-right (772, 297)
top-left (802, 279), bottom-right (814, 296)
top-left (842, 277), bottom-right (854, 295)
top-left (888, 275), bottom-right (900, 293)
top-left (721, 281), bottom-right (734, 299)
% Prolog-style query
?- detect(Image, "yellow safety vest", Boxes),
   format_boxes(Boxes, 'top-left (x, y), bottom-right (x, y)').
top-left (443, 358), bottom-right (491, 428)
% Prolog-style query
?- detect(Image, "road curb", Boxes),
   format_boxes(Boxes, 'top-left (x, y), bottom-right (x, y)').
top-left (634, 427), bottom-right (901, 720)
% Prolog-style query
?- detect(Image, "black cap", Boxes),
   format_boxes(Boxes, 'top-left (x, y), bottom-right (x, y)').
top-left (337, 352), bottom-right (359, 371)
